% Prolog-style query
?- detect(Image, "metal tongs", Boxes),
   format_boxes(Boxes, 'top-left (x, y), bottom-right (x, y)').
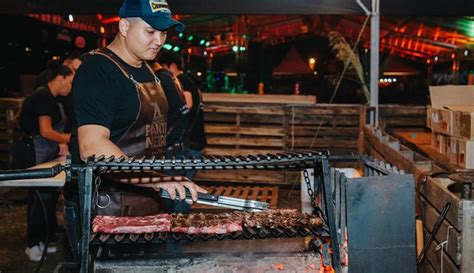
top-left (160, 190), bottom-right (270, 212)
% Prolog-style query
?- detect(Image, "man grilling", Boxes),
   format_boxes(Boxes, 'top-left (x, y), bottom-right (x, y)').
top-left (63, 0), bottom-right (206, 261)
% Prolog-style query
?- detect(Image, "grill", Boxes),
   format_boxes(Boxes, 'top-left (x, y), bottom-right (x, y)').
top-left (72, 150), bottom-right (345, 273)
top-left (0, 150), bottom-right (348, 272)
top-left (0, 150), bottom-right (415, 273)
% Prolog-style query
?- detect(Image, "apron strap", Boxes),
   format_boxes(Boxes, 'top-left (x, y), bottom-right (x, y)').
top-left (89, 48), bottom-right (141, 86)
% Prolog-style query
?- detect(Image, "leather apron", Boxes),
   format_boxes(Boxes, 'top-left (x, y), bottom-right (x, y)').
top-left (92, 48), bottom-right (169, 216)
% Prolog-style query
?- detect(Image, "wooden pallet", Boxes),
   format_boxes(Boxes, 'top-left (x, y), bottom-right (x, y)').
top-left (192, 186), bottom-right (279, 210)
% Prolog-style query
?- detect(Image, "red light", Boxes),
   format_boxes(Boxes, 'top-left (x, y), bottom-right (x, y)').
top-left (451, 53), bottom-right (456, 59)
top-left (100, 26), bottom-right (105, 34)
top-left (96, 14), bottom-right (103, 20)
top-left (102, 16), bottom-right (120, 24)
top-left (426, 59), bottom-right (431, 64)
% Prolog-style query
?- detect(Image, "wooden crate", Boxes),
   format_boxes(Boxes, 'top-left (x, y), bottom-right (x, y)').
top-left (363, 125), bottom-right (474, 273)
top-left (0, 98), bottom-right (23, 169)
top-left (192, 185), bottom-right (279, 210)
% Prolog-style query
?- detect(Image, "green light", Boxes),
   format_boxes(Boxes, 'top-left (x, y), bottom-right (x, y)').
top-left (200, 39), bottom-right (206, 45)
top-left (163, 44), bottom-right (173, 50)
top-left (187, 35), bottom-right (194, 41)
top-left (239, 46), bottom-right (246, 51)
top-left (173, 46), bottom-right (180, 52)
top-left (470, 20), bottom-right (474, 37)
top-left (232, 45), bottom-right (238, 52)
top-left (178, 33), bottom-right (183, 38)
top-left (205, 41), bottom-right (210, 47)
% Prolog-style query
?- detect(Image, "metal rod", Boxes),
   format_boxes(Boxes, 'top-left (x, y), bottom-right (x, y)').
top-left (0, 164), bottom-right (63, 181)
top-left (416, 202), bottom-right (451, 267)
top-left (79, 166), bottom-right (94, 273)
top-left (321, 158), bottom-right (342, 272)
top-left (369, 0), bottom-right (380, 125)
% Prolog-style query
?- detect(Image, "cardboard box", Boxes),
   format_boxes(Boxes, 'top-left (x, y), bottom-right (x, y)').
top-left (447, 136), bottom-right (458, 164)
top-left (433, 108), bottom-right (452, 135)
top-left (429, 86), bottom-right (474, 137)
top-left (445, 105), bottom-right (474, 139)
top-left (457, 138), bottom-right (474, 169)
top-left (427, 105), bottom-right (432, 129)
top-left (431, 132), bottom-right (448, 155)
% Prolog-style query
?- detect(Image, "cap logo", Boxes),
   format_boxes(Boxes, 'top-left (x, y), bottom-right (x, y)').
top-left (149, 0), bottom-right (170, 13)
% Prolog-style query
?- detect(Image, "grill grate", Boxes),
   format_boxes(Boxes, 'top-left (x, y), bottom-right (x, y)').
top-left (86, 151), bottom-right (329, 172)
top-left (90, 226), bottom-right (322, 245)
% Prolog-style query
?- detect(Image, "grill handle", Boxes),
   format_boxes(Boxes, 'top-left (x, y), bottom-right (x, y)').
top-left (160, 189), bottom-right (219, 202)
top-left (0, 164), bottom-right (63, 181)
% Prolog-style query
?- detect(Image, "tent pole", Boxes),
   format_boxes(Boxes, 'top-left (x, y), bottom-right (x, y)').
top-left (369, 0), bottom-right (380, 125)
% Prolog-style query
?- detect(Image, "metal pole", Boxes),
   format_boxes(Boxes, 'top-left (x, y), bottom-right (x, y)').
top-left (79, 166), bottom-right (94, 273)
top-left (369, 0), bottom-right (380, 125)
top-left (320, 158), bottom-right (341, 272)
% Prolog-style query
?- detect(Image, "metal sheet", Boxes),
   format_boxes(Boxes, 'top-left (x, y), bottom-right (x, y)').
top-left (346, 174), bottom-right (416, 273)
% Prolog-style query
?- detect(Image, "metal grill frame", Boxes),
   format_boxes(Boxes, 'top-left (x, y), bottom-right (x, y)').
top-left (73, 151), bottom-right (349, 273)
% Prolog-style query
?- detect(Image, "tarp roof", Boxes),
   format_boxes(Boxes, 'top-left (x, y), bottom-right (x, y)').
top-left (1, 0), bottom-right (473, 15)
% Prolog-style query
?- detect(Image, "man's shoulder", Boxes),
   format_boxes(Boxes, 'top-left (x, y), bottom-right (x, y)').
top-left (80, 53), bottom-right (119, 71)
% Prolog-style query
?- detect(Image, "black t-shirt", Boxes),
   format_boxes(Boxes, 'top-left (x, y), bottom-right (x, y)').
top-left (56, 94), bottom-right (73, 133)
top-left (155, 69), bottom-right (188, 147)
top-left (70, 50), bottom-right (159, 162)
top-left (19, 86), bottom-right (62, 135)
top-left (64, 49), bottom-right (158, 202)
top-left (177, 73), bottom-right (207, 150)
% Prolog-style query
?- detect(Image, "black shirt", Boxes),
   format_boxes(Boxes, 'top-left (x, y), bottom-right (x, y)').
top-left (19, 86), bottom-right (62, 135)
top-left (177, 73), bottom-right (207, 151)
top-left (155, 69), bottom-right (188, 148)
top-left (65, 49), bottom-right (158, 202)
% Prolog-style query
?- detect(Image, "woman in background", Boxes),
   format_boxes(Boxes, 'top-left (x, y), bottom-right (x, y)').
top-left (13, 62), bottom-right (73, 262)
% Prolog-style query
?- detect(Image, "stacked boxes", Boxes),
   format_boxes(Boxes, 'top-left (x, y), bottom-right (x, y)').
top-left (428, 86), bottom-right (474, 169)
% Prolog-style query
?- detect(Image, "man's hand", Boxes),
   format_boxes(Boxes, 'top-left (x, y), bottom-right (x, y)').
top-left (58, 143), bottom-right (70, 156)
top-left (153, 178), bottom-right (207, 202)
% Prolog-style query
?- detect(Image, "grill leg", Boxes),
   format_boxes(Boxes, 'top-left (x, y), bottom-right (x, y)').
top-left (320, 158), bottom-right (341, 272)
top-left (78, 167), bottom-right (94, 273)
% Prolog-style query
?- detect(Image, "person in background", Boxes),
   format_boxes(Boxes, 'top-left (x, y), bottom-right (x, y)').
top-left (58, 51), bottom-right (83, 135)
top-left (63, 0), bottom-right (205, 261)
top-left (150, 60), bottom-right (190, 158)
top-left (62, 51), bottom-right (83, 73)
top-left (13, 62), bottom-right (73, 262)
top-left (150, 57), bottom-right (192, 213)
top-left (156, 51), bottom-right (207, 178)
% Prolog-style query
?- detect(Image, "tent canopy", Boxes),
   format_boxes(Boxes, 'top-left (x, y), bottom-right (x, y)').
top-left (273, 47), bottom-right (313, 77)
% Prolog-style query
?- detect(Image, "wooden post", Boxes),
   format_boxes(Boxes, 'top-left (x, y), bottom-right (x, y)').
top-left (235, 112), bottom-right (240, 151)
top-left (358, 105), bottom-right (366, 155)
top-left (282, 106), bottom-right (290, 152)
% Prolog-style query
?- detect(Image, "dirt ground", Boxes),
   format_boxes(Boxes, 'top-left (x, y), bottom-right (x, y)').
top-left (0, 188), bottom-right (72, 273)
top-left (0, 188), bottom-right (303, 273)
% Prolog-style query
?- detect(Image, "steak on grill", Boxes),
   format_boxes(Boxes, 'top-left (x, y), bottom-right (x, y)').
top-left (171, 212), bottom-right (243, 234)
top-left (92, 214), bottom-right (172, 234)
top-left (92, 210), bottom-right (322, 235)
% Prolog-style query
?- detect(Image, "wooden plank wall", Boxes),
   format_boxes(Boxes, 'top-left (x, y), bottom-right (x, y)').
top-left (203, 103), bottom-right (426, 157)
top-left (197, 103), bottom-right (425, 186)
top-left (0, 98), bottom-right (23, 169)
